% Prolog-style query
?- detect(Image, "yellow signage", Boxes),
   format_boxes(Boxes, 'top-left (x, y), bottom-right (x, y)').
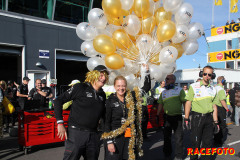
top-left (208, 49), bottom-right (240, 62)
top-left (211, 23), bottom-right (240, 36)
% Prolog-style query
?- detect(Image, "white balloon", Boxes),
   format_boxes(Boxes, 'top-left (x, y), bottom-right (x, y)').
top-left (159, 62), bottom-right (177, 75)
top-left (159, 46), bottom-right (178, 63)
top-left (188, 22), bottom-right (204, 40)
top-left (136, 34), bottom-right (153, 54)
top-left (86, 57), bottom-right (105, 71)
top-left (151, 40), bottom-right (162, 54)
top-left (163, 0), bottom-right (183, 12)
top-left (182, 39), bottom-right (199, 55)
top-left (81, 41), bottom-right (99, 57)
top-left (171, 25), bottom-right (189, 43)
top-left (105, 24), bottom-right (123, 34)
top-left (108, 72), bottom-right (117, 85)
top-left (149, 64), bottom-right (163, 81)
top-left (161, 41), bottom-right (171, 48)
top-left (175, 3), bottom-right (194, 25)
top-left (76, 22), bottom-right (97, 41)
top-left (88, 8), bottom-right (108, 29)
top-left (121, 0), bottom-right (134, 10)
top-left (125, 74), bottom-right (136, 90)
top-left (150, 80), bottom-right (156, 89)
top-left (123, 15), bottom-right (141, 36)
top-left (96, 28), bottom-right (113, 37)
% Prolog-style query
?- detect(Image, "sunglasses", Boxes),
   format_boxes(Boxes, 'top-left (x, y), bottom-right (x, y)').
top-left (203, 73), bottom-right (212, 77)
top-left (165, 78), bottom-right (171, 80)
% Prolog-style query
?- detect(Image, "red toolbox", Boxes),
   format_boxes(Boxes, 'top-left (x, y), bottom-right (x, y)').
top-left (18, 110), bottom-right (70, 154)
top-left (147, 104), bottom-right (164, 129)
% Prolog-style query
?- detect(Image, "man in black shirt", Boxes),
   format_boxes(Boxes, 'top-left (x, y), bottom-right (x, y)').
top-left (17, 77), bottom-right (30, 110)
top-left (28, 79), bottom-right (47, 108)
top-left (54, 65), bottom-right (109, 160)
top-left (41, 79), bottom-right (53, 107)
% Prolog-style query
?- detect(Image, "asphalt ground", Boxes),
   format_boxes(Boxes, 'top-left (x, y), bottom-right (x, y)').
top-left (0, 117), bottom-right (240, 160)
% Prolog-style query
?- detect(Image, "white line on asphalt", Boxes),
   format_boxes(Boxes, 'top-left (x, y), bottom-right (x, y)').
top-left (227, 140), bottom-right (240, 147)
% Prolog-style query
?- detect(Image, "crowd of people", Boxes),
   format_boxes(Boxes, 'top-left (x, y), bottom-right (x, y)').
top-left (0, 78), bottom-right (53, 136)
top-left (0, 64), bottom-right (240, 160)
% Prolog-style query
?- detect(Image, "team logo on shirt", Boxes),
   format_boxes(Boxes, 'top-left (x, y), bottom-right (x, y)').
top-left (113, 102), bottom-right (119, 107)
top-left (99, 96), bottom-right (103, 101)
top-left (86, 92), bottom-right (93, 97)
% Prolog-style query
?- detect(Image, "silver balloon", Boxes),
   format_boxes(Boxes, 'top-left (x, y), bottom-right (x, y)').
top-left (136, 34), bottom-right (153, 54)
top-left (182, 39), bottom-right (199, 55)
top-left (171, 25), bottom-right (189, 43)
top-left (125, 74), bottom-right (136, 90)
top-left (159, 46), bottom-right (178, 64)
top-left (121, 0), bottom-right (134, 10)
top-left (108, 72), bottom-right (117, 85)
top-left (81, 41), bottom-right (100, 57)
top-left (159, 62), bottom-right (177, 75)
top-left (96, 28), bottom-right (113, 37)
top-left (88, 8), bottom-right (108, 29)
top-left (86, 57), bottom-right (105, 71)
top-left (188, 22), bottom-right (204, 40)
top-left (149, 64), bottom-right (163, 81)
top-left (163, 0), bottom-right (183, 12)
top-left (105, 24), bottom-right (123, 34)
top-left (76, 22), bottom-right (97, 41)
top-left (175, 3), bottom-right (194, 25)
top-left (123, 15), bottom-right (141, 36)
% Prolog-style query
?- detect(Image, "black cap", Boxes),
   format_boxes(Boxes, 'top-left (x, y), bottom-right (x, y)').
top-left (93, 65), bottom-right (109, 74)
top-left (23, 77), bottom-right (30, 81)
top-left (41, 79), bottom-right (46, 84)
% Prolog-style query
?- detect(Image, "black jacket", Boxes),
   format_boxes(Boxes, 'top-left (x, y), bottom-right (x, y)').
top-left (54, 83), bottom-right (106, 131)
top-left (229, 87), bottom-right (240, 105)
top-left (104, 75), bottom-right (151, 133)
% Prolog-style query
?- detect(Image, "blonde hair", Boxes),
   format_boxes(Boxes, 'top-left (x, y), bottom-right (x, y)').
top-left (217, 76), bottom-right (224, 83)
top-left (0, 80), bottom-right (7, 90)
top-left (85, 70), bottom-right (109, 85)
top-left (114, 76), bottom-right (127, 86)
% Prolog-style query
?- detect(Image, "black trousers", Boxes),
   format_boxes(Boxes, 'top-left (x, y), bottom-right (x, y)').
top-left (63, 127), bottom-right (100, 160)
top-left (214, 106), bottom-right (227, 145)
top-left (190, 112), bottom-right (213, 160)
top-left (104, 134), bottom-right (129, 160)
top-left (163, 114), bottom-right (183, 159)
top-left (230, 103), bottom-right (235, 122)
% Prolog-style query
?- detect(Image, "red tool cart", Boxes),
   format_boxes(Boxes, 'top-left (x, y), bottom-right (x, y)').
top-left (147, 104), bottom-right (164, 129)
top-left (18, 110), bottom-right (70, 154)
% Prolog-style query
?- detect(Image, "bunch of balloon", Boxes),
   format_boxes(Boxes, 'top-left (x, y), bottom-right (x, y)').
top-left (76, 0), bottom-right (204, 85)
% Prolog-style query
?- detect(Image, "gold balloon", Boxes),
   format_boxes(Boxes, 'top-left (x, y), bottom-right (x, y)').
top-left (170, 43), bottom-right (184, 59)
top-left (102, 0), bottom-right (122, 18)
top-left (125, 43), bottom-right (139, 60)
top-left (107, 16), bottom-right (123, 26)
top-left (157, 20), bottom-right (176, 42)
top-left (154, 7), bottom-right (172, 25)
top-left (112, 30), bottom-right (131, 50)
top-left (128, 34), bottom-right (140, 42)
top-left (134, 0), bottom-right (150, 18)
top-left (141, 16), bottom-right (156, 34)
top-left (93, 35), bottom-right (116, 55)
top-left (149, 54), bottom-right (160, 65)
top-left (121, 9), bottom-right (131, 18)
top-left (105, 53), bottom-right (124, 69)
top-left (153, 0), bottom-right (160, 1)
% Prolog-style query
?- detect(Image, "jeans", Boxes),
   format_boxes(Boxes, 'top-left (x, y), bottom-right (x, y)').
top-left (235, 106), bottom-right (240, 126)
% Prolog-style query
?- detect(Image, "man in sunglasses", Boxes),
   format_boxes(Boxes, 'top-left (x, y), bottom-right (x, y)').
top-left (213, 76), bottom-right (229, 146)
top-left (156, 74), bottom-right (186, 160)
top-left (184, 65), bottom-right (219, 160)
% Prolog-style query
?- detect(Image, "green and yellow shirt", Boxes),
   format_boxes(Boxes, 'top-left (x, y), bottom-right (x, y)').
top-left (214, 84), bottom-right (226, 107)
top-left (186, 81), bottom-right (217, 114)
top-left (157, 86), bottom-right (186, 116)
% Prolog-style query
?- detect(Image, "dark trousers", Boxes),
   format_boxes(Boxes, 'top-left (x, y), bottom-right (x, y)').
top-left (63, 127), bottom-right (100, 160)
top-left (163, 114), bottom-right (183, 159)
top-left (214, 106), bottom-right (227, 145)
top-left (190, 112), bottom-right (213, 160)
top-left (104, 134), bottom-right (129, 160)
top-left (230, 103), bottom-right (235, 122)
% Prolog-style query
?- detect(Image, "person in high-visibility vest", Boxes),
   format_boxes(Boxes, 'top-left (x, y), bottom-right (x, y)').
top-left (226, 89), bottom-right (231, 117)
top-left (154, 81), bottom-right (166, 100)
